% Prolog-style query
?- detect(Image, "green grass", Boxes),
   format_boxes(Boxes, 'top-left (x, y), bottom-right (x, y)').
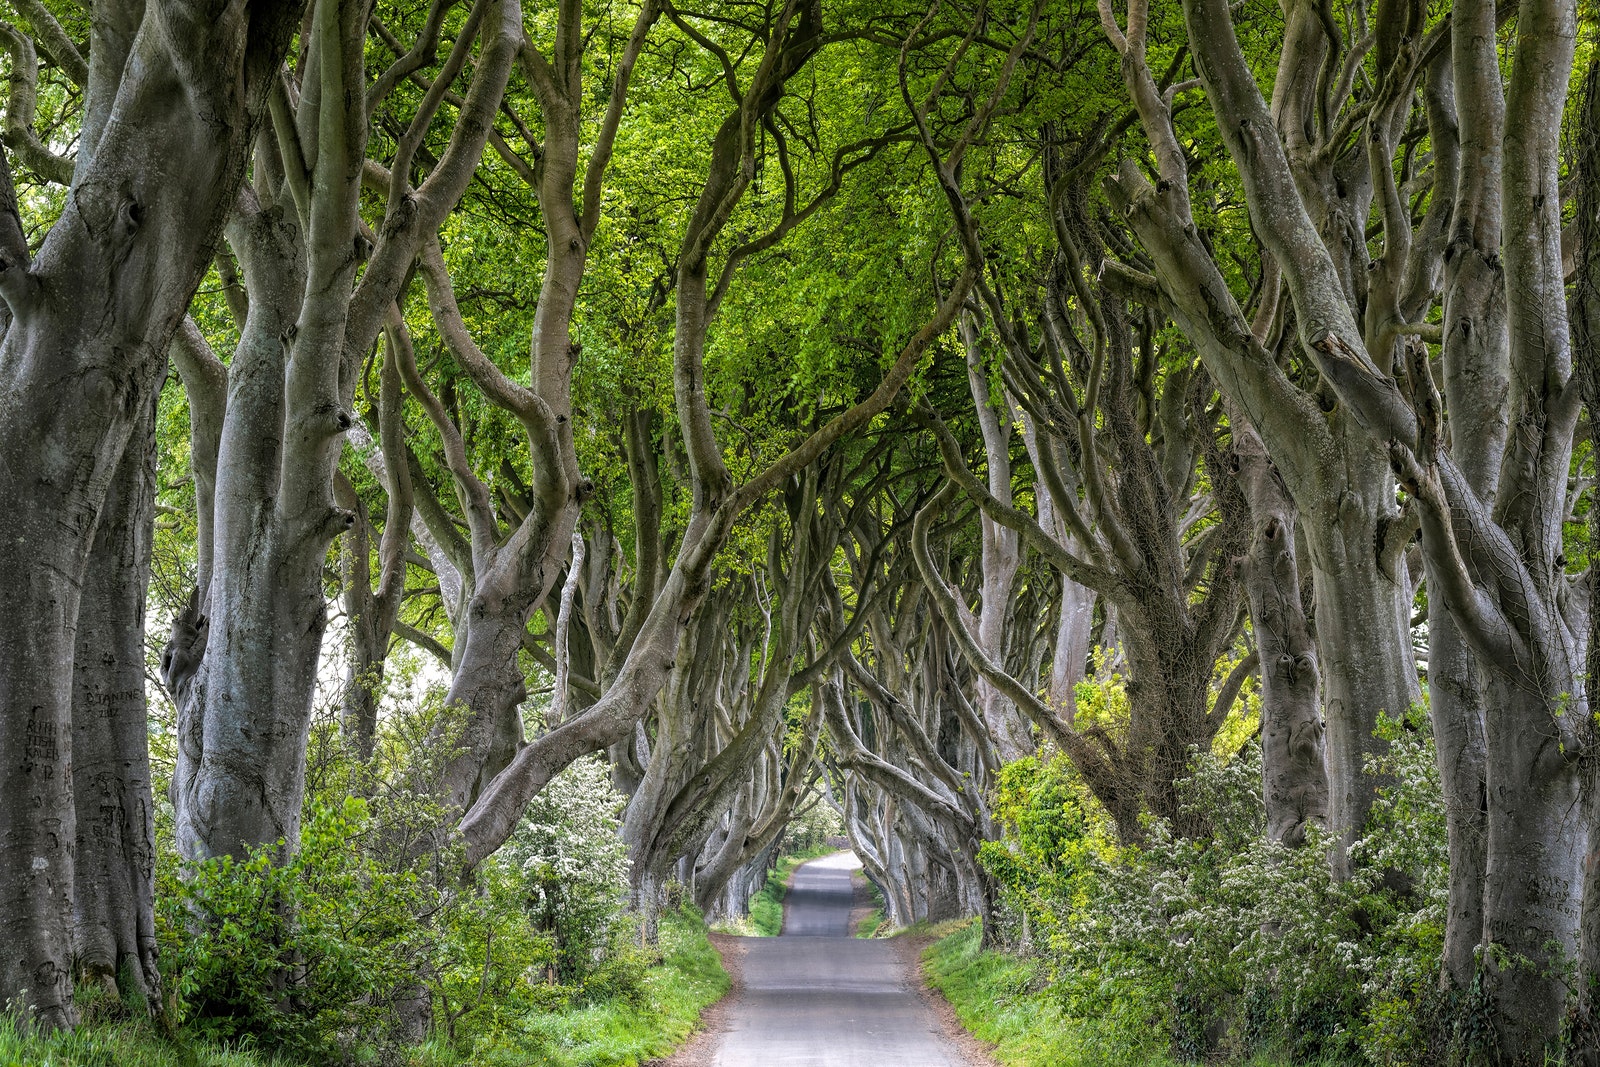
top-left (422, 906), bottom-right (729, 1066)
top-left (0, 909), bottom-right (729, 1067)
top-left (921, 920), bottom-right (1346, 1067)
top-left (853, 870), bottom-right (886, 938)
top-left (0, 1017), bottom-right (286, 1067)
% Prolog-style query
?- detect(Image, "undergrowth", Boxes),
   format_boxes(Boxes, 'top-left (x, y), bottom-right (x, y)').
top-left (0, 906), bottom-right (726, 1067)
top-left (922, 920), bottom-right (1354, 1067)
top-left (0, 1015), bottom-right (288, 1067)
top-left (854, 872), bottom-right (886, 938)
top-left (417, 904), bottom-right (728, 1067)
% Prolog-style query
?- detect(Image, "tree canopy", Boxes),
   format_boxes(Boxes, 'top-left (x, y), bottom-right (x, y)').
top-left (2, 0), bottom-right (1600, 1064)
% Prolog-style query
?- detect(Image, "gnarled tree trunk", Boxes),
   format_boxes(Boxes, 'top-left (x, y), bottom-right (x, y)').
top-left (0, 0), bottom-right (301, 1021)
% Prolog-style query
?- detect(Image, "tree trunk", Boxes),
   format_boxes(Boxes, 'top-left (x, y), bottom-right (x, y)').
top-left (961, 311), bottom-right (1031, 762)
top-left (70, 381), bottom-right (161, 1009)
top-left (1048, 579), bottom-right (1096, 723)
top-left (1234, 415), bottom-right (1328, 846)
top-left (0, 0), bottom-right (300, 1020)
top-left (1482, 676), bottom-right (1585, 1060)
top-left (1300, 451), bottom-right (1417, 871)
top-left (336, 351), bottom-right (410, 766)
top-left (1430, 613), bottom-right (1488, 989)
top-left (171, 203), bottom-right (328, 862)
top-left (1429, 0), bottom-right (1504, 994)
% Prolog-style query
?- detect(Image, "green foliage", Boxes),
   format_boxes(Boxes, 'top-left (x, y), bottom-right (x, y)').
top-left (854, 874), bottom-right (887, 939)
top-left (0, 905), bottom-right (727, 1067)
top-left (159, 796), bottom-right (435, 1059)
top-left (0, 1014), bottom-right (286, 1067)
top-left (779, 796), bottom-right (845, 855)
top-left (1071, 648), bottom-right (1132, 734)
top-left (923, 919), bottom-right (1160, 1067)
top-left (433, 755), bottom-right (645, 1042)
top-left (150, 711), bottom-right (712, 1065)
top-left (417, 905), bottom-right (728, 1067)
top-left (923, 921), bottom-right (1348, 1067)
top-left (979, 752), bottom-right (1106, 941)
top-left (977, 708), bottom-right (1449, 1066)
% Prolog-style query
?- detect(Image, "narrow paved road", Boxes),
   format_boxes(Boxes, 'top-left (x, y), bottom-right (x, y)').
top-left (711, 852), bottom-right (970, 1066)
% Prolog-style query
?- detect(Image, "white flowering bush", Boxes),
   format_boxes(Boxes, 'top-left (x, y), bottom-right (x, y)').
top-left (783, 795), bottom-right (845, 854)
top-left (498, 754), bottom-right (635, 987)
top-left (983, 708), bottom-right (1449, 1065)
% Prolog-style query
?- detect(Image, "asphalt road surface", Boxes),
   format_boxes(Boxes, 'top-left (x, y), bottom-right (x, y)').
top-left (711, 852), bottom-right (970, 1066)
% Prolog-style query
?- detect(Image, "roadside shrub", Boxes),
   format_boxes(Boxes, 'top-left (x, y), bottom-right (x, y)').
top-left (982, 707), bottom-right (1448, 1065)
top-left (155, 709), bottom-right (648, 1059)
top-left (434, 754), bottom-right (641, 1048)
top-left (500, 754), bottom-right (635, 990)
top-left (159, 795), bottom-right (435, 1059)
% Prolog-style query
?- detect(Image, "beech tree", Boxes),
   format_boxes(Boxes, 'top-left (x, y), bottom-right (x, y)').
top-left (162, 0), bottom-right (522, 864)
top-left (0, 0), bottom-right (302, 1024)
top-left (1105, 0), bottom-right (1588, 1055)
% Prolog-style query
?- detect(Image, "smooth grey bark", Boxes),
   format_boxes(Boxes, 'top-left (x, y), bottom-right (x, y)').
top-left (1427, 7), bottom-right (1498, 993)
top-left (1428, 607), bottom-right (1489, 992)
top-left (1100, 0), bottom-right (1421, 871)
top-left (169, 195), bottom-right (319, 861)
top-left (335, 340), bottom-right (412, 761)
top-left (70, 384), bottom-right (161, 1008)
top-left (1022, 411), bottom-right (1096, 723)
top-left (960, 311), bottom-right (1031, 761)
top-left (1233, 414), bottom-right (1327, 846)
top-left (0, 0), bottom-right (301, 1023)
top-left (167, 0), bottom-right (523, 862)
top-left (620, 591), bottom-right (735, 904)
top-left (414, 0), bottom-right (658, 814)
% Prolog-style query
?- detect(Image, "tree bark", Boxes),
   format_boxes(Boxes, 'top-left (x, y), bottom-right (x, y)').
top-left (1233, 414), bottom-right (1327, 846)
top-left (336, 341), bottom-right (410, 762)
top-left (1101, 2), bottom-right (1421, 870)
top-left (1171, 0), bottom-right (1585, 1056)
top-left (961, 311), bottom-right (1031, 761)
top-left (0, 0), bottom-right (301, 1021)
top-left (70, 383), bottom-right (161, 1009)
top-left (170, 0), bottom-right (523, 861)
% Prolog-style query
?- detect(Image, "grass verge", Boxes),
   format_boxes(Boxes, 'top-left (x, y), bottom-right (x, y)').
top-left (921, 920), bottom-right (1339, 1067)
top-left (0, 1018), bottom-right (286, 1067)
top-left (0, 908), bottom-right (728, 1067)
top-left (428, 905), bottom-right (728, 1066)
top-left (853, 871), bottom-right (886, 938)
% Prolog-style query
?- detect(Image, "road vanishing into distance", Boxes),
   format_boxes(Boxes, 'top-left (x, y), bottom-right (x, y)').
top-left (711, 852), bottom-right (972, 1066)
